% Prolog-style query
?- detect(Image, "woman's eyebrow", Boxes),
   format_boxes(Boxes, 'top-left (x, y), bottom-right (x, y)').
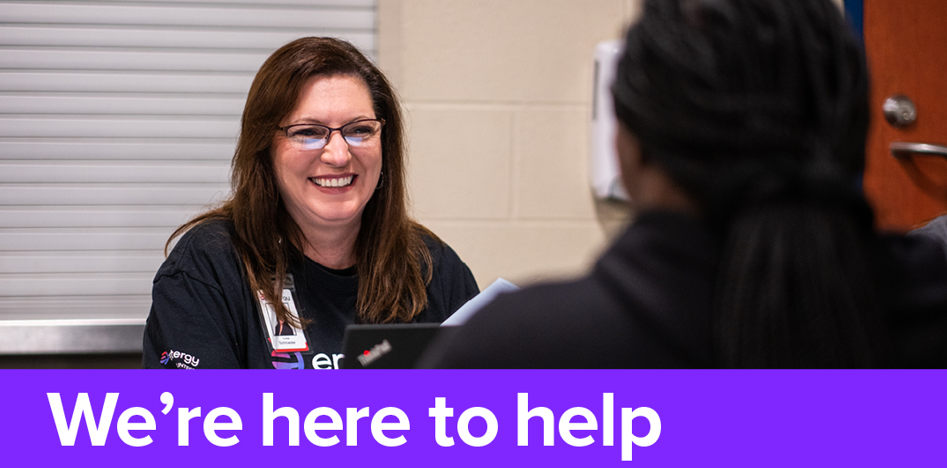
top-left (287, 115), bottom-right (375, 126)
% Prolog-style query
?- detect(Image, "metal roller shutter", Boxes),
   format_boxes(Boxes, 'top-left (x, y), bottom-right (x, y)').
top-left (0, 0), bottom-right (377, 353)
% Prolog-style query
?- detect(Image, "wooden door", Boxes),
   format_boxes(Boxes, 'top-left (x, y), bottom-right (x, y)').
top-left (862, 0), bottom-right (947, 232)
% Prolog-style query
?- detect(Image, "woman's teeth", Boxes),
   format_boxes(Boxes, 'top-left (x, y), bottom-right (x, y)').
top-left (312, 176), bottom-right (354, 187)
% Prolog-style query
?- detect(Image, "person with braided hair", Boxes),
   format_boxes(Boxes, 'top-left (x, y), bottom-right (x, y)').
top-left (421, 0), bottom-right (947, 368)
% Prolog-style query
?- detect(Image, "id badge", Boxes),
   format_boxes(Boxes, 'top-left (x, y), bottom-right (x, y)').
top-left (257, 275), bottom-right (309, 353)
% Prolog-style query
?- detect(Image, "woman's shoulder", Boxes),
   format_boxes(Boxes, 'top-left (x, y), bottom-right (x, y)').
top-left (415, 224), bottom-right (463, 268)
top-left (156, 217), bottom-right (242, 284)
top-left (169, 218), bottom-right (238, 259)
top-left (412, 223), bottom-right (480, 307)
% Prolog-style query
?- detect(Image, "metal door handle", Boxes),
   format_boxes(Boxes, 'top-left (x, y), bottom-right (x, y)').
top-left (890, 142), bottom-right (947, 159)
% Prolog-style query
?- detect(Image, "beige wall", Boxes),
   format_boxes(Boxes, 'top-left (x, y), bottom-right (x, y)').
top-left (379, 0), bottom-right (640, 289)
top-left (378, 0), bottom-right (844, 289)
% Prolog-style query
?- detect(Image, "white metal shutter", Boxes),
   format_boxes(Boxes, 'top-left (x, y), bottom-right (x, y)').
top-left (0, 0), bottom-right (376, 351)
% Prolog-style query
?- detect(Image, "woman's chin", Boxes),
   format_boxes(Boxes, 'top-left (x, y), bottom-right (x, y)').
top-left (295, 205), bottom-right (366, 231)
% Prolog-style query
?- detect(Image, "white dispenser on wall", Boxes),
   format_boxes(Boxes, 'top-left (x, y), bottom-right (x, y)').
top-left (590, 39), bottom-right (630, 201)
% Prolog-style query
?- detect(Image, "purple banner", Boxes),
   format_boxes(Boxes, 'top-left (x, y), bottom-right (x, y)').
top-left (0, 370), bottom-right (942, 466)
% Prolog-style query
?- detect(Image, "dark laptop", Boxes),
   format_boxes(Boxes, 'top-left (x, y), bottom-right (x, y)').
top-left (340, 323), bottom-right (451, 369)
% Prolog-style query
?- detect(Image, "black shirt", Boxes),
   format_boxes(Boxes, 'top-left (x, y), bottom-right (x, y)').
top-left (143, 219), bottom-right (479, 369)
top-left (421, 211), bottom-right (947, 368)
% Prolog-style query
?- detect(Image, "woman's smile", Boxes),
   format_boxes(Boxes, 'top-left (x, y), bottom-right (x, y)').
top-left (310, 175), bottom-right (356, 188)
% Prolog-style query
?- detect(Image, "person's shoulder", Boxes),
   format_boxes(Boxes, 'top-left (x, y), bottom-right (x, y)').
top-left (417, 224), bottom-right (478, 288)
top-left (170, 218), bottom-right (237, 259)
top-left (418, 227), bottom-right (447, 255)
top-left (157, 218), bottom-right (241, 282)
top-left (415, 224), bottom-right (465, 269)
top-left (428, 277), bottom-right (638, 368)
top-left (476, 278), bottom-right (621, 331)
top-left (876, 227), bottom-right (947, 366)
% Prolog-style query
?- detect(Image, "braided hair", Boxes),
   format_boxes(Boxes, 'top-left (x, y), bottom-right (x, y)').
top-left (612, 0), bottom-right (886, 367)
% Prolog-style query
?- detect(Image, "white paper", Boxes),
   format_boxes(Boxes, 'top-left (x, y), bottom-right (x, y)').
top-left (441, 278), bottom-right (519, 327)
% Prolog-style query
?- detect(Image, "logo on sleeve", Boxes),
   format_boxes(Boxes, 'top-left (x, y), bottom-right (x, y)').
top-left (160, 349), bottom-right (201, 369)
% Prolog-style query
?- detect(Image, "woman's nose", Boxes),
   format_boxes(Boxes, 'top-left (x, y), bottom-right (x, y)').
top-left (319, 131), bottom-right (352, 167)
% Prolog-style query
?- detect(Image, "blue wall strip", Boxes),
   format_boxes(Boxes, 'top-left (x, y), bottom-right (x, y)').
top-left (844, 0), bottom-right (864, 40)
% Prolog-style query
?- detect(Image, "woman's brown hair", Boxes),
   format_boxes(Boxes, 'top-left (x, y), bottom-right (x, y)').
top-left (167, 37), bottom-right (435, 325)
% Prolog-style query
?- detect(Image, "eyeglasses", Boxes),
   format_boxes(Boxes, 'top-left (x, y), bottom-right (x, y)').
top-left (279, 118), bottom-right (385, 150)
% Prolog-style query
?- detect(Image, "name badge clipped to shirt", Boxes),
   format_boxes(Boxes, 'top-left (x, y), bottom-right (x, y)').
top-left (257, 274), bottom-right (309, 353)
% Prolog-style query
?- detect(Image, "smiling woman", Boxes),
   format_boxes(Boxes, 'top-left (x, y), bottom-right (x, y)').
top-left (142, 38), bottom-right (479, 369)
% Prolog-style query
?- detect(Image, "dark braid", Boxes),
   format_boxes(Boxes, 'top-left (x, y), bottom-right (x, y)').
top-left (613, 0), bottom-right (886, 367)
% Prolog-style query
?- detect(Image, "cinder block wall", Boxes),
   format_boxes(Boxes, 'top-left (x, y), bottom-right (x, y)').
top-left (378, 0), bottom-right (640, 288)
top-left (378, 0), bottom-right (845, 289)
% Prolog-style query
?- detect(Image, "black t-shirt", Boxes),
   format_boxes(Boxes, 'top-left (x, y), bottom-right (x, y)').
top-left (421, 211), bottom-right (947, 368)
top-left (143, 219), bottom-right (479, 369)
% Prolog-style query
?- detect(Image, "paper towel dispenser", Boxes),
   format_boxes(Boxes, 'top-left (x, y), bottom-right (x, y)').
top-left (590, 40), bottom-right (630, 201)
